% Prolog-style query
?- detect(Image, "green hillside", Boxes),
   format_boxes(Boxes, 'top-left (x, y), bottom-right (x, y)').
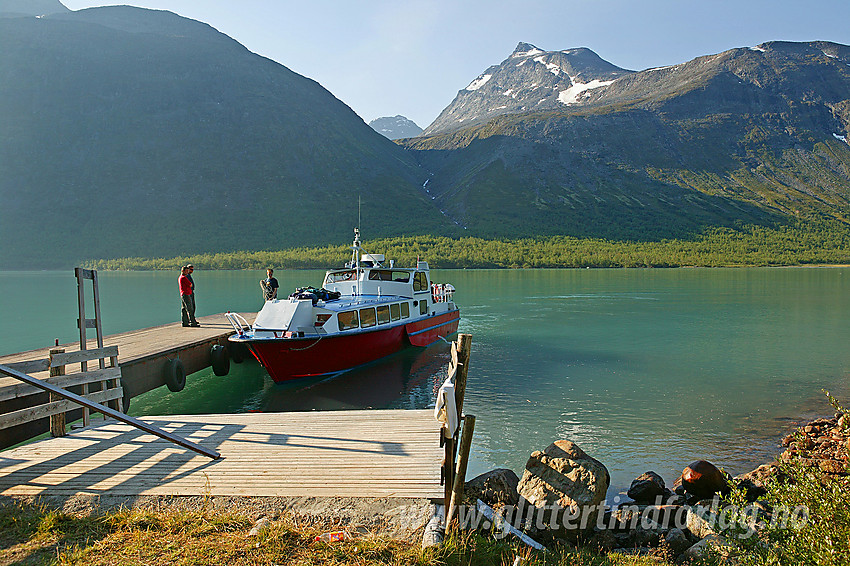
top-left (0, 7), bottom-right (456, 268)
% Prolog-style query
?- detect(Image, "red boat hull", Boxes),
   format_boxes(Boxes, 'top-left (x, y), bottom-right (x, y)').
top-left (240, 310), bottom-right (460, 382)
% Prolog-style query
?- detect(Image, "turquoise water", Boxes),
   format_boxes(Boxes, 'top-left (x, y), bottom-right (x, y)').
top-left (2, 268), bottom-right (849, 494)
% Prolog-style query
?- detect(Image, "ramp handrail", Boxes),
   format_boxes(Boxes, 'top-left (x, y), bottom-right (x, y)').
top-left (0, 364), bottom-right (220, 460)
top-left (225, 312), bottom-right (252, 335)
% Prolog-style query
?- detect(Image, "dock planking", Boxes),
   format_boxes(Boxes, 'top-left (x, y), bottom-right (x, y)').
top-left (0, 410), bottom-right (444, 499)
top-left (0, 311), bottom-right (255, 384)
top-left (0, 312), bottom-right (255, 448)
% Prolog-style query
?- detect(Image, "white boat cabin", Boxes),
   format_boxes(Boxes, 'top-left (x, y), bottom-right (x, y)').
top-left (248, 253), bottom-right (456, 340)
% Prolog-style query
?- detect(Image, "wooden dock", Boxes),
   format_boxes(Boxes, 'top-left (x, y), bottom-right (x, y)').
top-left (0, 312), bottom-right (255, 448)
top-left (0, 410), bottom-right (444, 499)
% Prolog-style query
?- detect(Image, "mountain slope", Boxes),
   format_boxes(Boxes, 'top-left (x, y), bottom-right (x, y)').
top-left (0, 6), bottom-right (454, 267)
top-left (423, 42), bottom-right (632, 136)
top-left (405, 41), bottom-right (850, 240)
top-left (0, 0), bottom-right (67, 16)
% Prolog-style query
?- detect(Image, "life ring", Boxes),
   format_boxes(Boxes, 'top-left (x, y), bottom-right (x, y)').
top-left (164, 358), bottom-right (186, 392)
top-left (210, 344), bottom-right (230, 376)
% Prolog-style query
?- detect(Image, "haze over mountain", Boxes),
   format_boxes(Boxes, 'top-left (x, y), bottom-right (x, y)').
top-left (1, 3), bottom-right (849, 268)
top-left (369, 115), bottom-right (423, 140)
top-left (404, 40), bottom-right (850, 240)
top-left (0, 4), bottom-right (454, 267)
top-left (0, 0), bottom-right (68, 17)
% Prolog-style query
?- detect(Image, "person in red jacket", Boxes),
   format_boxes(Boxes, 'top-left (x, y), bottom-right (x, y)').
top-left (179, 266), bottom-right (200, 327)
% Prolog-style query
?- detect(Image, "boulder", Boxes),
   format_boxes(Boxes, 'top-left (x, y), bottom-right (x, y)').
top-left (516, 440), bottom-right (609, 541)
top-left (463, 468), bottom-right (520, 507)
top-left (683, 533), bottom-right (737, 562)
top-left (587, 528), bottom-right (617, 552)
top-left (664, 527), bottom-right (692, 557)
top-left (627, 471), bottom-right (666, 503)
top-left (679, 460), bottom-right (730, 499)
top-left (686, 505), bottom-right (717, 539)
top-left (735, 463), bottom-right (782, 501)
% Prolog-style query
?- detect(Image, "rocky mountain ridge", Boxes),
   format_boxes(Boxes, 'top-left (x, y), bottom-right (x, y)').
top-left (423, 42), bottom-right (632, 135)
top-left (405, 40), bottom-right (850, 240)
top-left (369, 115), bottom-right (423, 140)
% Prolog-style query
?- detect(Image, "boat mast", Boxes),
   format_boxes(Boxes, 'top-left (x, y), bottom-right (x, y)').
top-left (350, 227), bottom-right (362, 296)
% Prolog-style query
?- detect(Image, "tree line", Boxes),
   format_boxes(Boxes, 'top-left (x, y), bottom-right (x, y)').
top-left (83, 220), bottom-right (850, 271)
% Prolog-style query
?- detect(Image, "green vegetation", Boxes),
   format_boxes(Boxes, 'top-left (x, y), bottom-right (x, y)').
top-left (0, 500), bottom-right (679, 565)
top-left (721, 394), bottom-right (850, 565)
top-left (84, 220), bottom-right (850, 270)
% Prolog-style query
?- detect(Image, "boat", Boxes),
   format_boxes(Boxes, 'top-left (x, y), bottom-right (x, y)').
top-left (226, 229), bottom-right (460, 382)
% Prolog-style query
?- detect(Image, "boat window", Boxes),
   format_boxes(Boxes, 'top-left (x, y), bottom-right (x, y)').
top-left (338, 310), bottom-right (359, 331)
top-left (376, 305), bottom-right (390, 324)
top-left (420, 300), bottom-right (428, 316)
top-left (390, 303), bottom-right (400, 321)
top-left (360, 307), bottom-right (377, 328)
top-left (327, 270), bottom-right (356, 283)
top-left (368, 270), bottom-right (411, 282)
top-left (413, 272), bottom-right (429, 292)
top-left (401, 302), bottom-right (410, 318)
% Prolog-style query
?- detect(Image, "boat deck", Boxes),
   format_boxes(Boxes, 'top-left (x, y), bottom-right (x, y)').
top-left (0, 410), bottom-right (444, 499)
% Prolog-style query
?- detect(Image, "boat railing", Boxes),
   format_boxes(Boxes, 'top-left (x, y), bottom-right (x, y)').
top-left (225, 312), bottom-right (252, 335)
top-left (431, 283), bottom-right (455, 303)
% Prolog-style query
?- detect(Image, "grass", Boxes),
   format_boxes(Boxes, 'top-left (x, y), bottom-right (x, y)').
top-left (0, 501), bottom-right (682, 566)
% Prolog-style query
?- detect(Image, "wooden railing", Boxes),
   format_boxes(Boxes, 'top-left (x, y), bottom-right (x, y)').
top-left (0, 346), bottom-right (122, 434)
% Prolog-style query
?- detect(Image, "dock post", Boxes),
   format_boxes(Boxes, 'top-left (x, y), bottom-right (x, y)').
top-left (445, 414), bottom-right (476, 530)
top-left (48, 348), bottom-right (66, 437)
top-left (454, 334), bottom-right (472, 418)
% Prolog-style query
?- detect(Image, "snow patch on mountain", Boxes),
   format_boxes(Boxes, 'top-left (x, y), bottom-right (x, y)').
top-left (558, 78), bottom-right (614, 105)
top-left (466, 74), bottom-right (492, 91)
top-left (534, 56), bottom-right (562, 75)
top-left (513, 47), bottom-right (544, 58)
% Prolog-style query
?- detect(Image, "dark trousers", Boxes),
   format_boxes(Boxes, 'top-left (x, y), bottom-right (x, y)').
top-left (181, 294), bottom-right (197, 325)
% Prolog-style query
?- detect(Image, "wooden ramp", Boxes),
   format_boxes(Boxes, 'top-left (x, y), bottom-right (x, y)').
top-left (0, 410), bottom-right (443, 500)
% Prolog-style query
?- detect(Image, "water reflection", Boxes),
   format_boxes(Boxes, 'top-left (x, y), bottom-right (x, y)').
top-left (128, 342), bottom-right (451, 418)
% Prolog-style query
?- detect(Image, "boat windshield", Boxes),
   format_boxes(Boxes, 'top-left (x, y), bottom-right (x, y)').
top-left (326, 270), bottom-right (356, 284)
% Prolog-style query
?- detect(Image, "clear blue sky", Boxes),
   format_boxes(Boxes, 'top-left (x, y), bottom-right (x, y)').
top-left (62, 0), bottom-right (850, 129)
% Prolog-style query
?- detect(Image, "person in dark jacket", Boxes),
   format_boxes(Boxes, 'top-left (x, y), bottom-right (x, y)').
top-left (261, 268), bottom-right (279, 301)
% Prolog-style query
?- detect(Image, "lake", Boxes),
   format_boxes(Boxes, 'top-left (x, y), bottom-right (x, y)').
top-left (2, 267), bottom-right (849, 495)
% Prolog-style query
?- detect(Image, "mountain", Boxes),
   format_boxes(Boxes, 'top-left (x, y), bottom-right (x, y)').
top-left (405, 41), bottom-right (850, 240)
top-left (0, 0), bottom-right (68, 17)
top-left (423, 42), bottom-right (632, 136)
top-left (369, 115), bottom-right (423, 140)
top-left (0, 6), bottom-right (456, 267)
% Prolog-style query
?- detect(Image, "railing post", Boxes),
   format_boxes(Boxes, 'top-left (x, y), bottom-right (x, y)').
top-left (454, 334), bottom-right (472, 418)
top-left (446, 414), bottom-right (476, 530)
top-left (48, 348), bottom-right (66, 437)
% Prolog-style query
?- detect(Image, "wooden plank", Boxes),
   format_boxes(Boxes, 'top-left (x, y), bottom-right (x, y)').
top-left (50, 346), bottom-right (119, 368)
top-left (0, 410), bottom-right (444, 499)
top-left (0, 388), bottom-right (123, 429)
top-left (2, 359), bottom-right (49, 375)
top-left (0, 367), bottom-right (122, 402)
